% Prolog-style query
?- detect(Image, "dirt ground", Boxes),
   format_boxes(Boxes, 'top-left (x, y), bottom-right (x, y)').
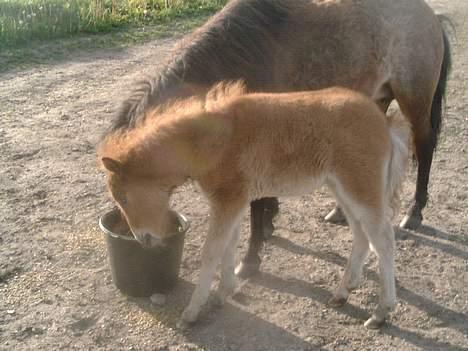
top-left (0, 1), bottom-right (467, 350)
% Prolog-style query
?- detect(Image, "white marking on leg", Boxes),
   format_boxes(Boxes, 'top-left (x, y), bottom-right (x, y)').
top-left (216, 223), bottom-right (241, 303)
top-left (334, 215), bottom-right (369, 301)
top-left (181, 207), bottom-right (244, 324)
top-left (362, 219), bottom-right (396, 326)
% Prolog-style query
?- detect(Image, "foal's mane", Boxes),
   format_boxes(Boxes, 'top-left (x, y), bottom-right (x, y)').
top-left (107, 0), bottom-right (289, 135)
top-left (99, 81), bottom-right (247, 165)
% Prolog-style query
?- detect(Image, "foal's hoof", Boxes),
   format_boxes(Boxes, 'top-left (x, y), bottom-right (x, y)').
top-left (364, 316), bottom-right (386, 329)
top-left (235, 261), bottom-right (260, 279)
top-left (399, 214), bottom-right (422, 230)
top-left (328, 296), bottom-right (348, 308)
top-left (324, 207), bottom-right (347, 225)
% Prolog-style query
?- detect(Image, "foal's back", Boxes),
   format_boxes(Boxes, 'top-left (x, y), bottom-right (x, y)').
top-left (220, 88), bottom-right (391, 199)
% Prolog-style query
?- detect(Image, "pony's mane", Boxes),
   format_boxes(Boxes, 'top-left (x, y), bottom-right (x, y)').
top-left (107, 0), bottom-right (289, 135)
top-left (204, 80), bottom-right (248, 111)
top-left (99, 81), bottom-right (247, 165)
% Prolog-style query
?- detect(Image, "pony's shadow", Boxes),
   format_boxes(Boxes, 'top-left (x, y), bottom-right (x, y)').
top-left (415, 224), bottom-right (468, 246)
top-left (265, 235), bottom-right (468, 349)
top-left (397, 226), bottom-right (468, 260)
top-left (130, 279), bottom-right (321, 351)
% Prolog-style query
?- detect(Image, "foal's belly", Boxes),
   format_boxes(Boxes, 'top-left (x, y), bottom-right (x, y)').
top-left (248, 173), bottom-right (327, 201)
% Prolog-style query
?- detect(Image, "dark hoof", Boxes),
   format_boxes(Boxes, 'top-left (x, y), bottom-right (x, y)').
top-left (235, 261), bottom-right (260, 279)
top-left (262, 205), bottom-right (278, 240)
top-left (328, 296), bottom-right (348, 308)
top-left (324, 207), bottom-right (347, 225)
top-left (399, 214), bottom-right (422, 230)
top-left (176, 319), bottom-right (195, 330)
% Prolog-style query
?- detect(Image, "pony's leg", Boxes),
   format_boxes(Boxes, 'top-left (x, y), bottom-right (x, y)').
top-left (393, 28), bottom-right (447, 229)
top-left (179, 206), bottom-right (245, 327)
top-left (263, 197), bottom-right (280, 239)
top-left (329, 213), bottom-right (369, 307)
top-left (361, 218), bottom-right (396, 329)
top-left (236, 197), bottom-right (279, 278)
top-left (215, 223), bottom-right (242, 304)
top-left (399, 129), bottom-right (433, 229)
top-left (324, 206), bottom-right (347, 224)
top-left (393, 92), bottom-right (436, 230)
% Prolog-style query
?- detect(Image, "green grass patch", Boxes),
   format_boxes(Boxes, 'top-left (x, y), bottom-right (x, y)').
top-left (0, 0), bottom-right (225, 72)
top-left (0, 0), bottom-right (226, 45)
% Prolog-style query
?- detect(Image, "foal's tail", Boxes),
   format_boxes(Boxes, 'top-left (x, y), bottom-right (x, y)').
top-left (386, 113), bottom-right (413, 219)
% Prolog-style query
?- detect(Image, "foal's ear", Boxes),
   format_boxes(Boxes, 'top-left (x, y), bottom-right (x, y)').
top-left (101, 157), bottom-right (123, 175)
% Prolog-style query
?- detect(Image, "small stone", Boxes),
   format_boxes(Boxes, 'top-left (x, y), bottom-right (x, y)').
top-left (6, 310), bottom-right (15, 314)
top-left (150, 293), bottom-right (166, 306)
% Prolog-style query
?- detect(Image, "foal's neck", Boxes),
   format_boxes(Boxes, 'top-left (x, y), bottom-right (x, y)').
top-left (139, 108), bottom-right (232, 180)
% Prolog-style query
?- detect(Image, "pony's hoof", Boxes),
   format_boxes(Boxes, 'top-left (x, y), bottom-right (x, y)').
top-left (364, 316), bottom-right (386, 329)
top-left (176, 319), bottom-right (194, 330)
top-left (399, 214), bottom-right (422, 230)
top-left (262, 221), bottom-right (275, 240)
top-left (235, 261), bottom-right (260, 279)
top-left (328, 296), bottom-right (347, 308)
top-left (324, 207), bottom-right (347, 225)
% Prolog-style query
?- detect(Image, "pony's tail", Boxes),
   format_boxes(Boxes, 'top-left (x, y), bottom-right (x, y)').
top-left (385, 112), bottom-right (413, 219)
top-left (431, 17), bottom-right (453, 149)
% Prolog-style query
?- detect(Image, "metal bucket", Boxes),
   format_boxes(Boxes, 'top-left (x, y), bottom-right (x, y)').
top-left (99, 208), bottom-right (188, 297)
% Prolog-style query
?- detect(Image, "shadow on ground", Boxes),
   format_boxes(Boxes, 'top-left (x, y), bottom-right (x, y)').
top-left (132, 280), bottom-right (321, 351)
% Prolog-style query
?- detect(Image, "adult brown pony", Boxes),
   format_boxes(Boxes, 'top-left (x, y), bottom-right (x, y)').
top-left (99, 83), bottom-right (412, 328)
top-left (107, 0), bottom-right (451, 278)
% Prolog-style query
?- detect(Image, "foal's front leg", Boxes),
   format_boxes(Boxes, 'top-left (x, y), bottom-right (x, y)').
top-left (179, 206), bottom-right (244, 327)
top-left (216, 224), bottom-right (241, 304)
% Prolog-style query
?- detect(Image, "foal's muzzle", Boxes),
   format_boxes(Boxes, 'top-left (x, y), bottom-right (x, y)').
top-left (137, 233), bottom-right (165, 249)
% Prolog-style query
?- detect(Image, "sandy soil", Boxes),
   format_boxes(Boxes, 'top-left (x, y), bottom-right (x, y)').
top-left (0, 1), bottom-right (467, 350)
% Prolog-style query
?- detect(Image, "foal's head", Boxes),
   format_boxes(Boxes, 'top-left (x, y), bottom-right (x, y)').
top-left (99, 80), bottom-right (246, 247)
top-left (101, 156), bottom-right (181, 247)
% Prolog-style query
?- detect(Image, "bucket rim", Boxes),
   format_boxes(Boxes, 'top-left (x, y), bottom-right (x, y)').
top-left (99, 208), bottom-right (189, 241)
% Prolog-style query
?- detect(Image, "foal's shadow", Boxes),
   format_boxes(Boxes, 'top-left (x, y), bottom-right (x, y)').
top-left (266, 234), bottom-right (468, 347)
top-left (250, 271), bottom-right (468, 351)
top-left (130, 280), bottom-right (321, 351)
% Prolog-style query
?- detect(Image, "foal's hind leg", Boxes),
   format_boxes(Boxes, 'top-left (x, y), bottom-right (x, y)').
top-left (329, 212), bottom-right (369, 307)
top-left (327, 179), bottom-right (396, 328)
top-left (324, 98), bottom-right (393, 226)
top-left (337, 209), bottom-right (396, 328)
top-left (361, 219), bottom-right (396, 329)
